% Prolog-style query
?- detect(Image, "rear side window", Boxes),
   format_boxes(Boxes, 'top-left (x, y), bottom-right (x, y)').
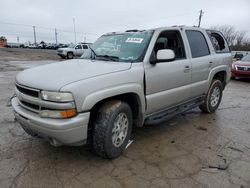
top-left (206, 31), bottom-right (230, 53)
top-left (186, 30), bottom-right (210, 58)
top-left (82, 45), bottom-right (88, 49)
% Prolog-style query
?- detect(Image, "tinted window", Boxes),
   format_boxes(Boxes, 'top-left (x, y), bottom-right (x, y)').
top-left (82, 45), bottom-right (88, 49)
top-left (186, 30), bottom-right (210, 58)
top-left (206, 31), bottom-right (230, 53)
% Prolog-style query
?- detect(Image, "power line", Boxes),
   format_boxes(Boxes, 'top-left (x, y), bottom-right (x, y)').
top-left (0, 21), bottom-right (99, 36)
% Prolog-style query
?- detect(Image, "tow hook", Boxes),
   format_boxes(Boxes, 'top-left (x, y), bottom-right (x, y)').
top-left (6, 94), bottom-right (16, 107)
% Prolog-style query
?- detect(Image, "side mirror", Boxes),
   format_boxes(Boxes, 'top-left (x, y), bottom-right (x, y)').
top-left (150, 49), bottom-right (175, 64)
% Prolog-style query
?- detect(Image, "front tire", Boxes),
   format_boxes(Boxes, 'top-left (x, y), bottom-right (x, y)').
top-left (92, 100), bottom-right (132, 159)
top-left (200, 80), bottom-right (223, 113)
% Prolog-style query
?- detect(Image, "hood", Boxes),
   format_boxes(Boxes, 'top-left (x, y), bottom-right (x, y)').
top-left (234, 60), bottom-right (250, 66)
top-left (16, 59), bottom-right (131, 91)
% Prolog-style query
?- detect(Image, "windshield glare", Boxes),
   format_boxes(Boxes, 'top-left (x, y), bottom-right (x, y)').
top-left (81, 30), bottom-right (153, 62)
top-left (242, 54), bottom-right (250, 61)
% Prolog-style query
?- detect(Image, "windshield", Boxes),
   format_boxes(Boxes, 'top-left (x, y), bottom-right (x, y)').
top-left (242, 54), bottom-right (250, 61)
top-left (68, 44), bottom-right (76, 48)
top-left (81, 30), bottom-right (153, 62)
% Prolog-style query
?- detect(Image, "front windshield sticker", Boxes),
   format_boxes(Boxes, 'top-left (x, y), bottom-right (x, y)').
top-left (126, 38), bottom-right (144, 43)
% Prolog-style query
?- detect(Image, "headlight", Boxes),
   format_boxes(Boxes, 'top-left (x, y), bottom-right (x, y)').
top-left (232, 63), bottom-right (237, 70)
top-left (41, 91), bottom-right (74, 102)
top-left (39, 108), bottom-right (77, 118)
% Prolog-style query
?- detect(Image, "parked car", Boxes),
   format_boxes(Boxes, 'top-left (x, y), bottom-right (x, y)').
top-left (231, 54), bottom-right (250, 79)
top-left (11, 26), bottom-right (231, 158)
top-left (57, 43), bottom-right (91, 59)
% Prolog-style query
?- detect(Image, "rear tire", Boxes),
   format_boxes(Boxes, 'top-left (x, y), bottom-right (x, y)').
top-left (92, 100), bottom-right (132, 159)
top-left (200, 79), bottom-right (223, 113)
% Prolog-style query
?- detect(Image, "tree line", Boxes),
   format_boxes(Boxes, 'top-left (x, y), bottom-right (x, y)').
top-left (211, 25), bottom-right (250, 51)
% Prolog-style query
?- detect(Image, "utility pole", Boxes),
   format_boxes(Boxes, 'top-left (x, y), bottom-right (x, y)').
top-left (33, 26), bottom-right (37, 44)
top-left (198, 9), bottom-right (204, 27)
top-left (17, 36), bottom-right (19, 44)
top-left (55, 28), bottom-right (58, 45)
top-left (73, 18), bottom-right (77, 44)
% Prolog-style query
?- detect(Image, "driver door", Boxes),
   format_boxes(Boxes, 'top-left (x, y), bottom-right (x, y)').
top-left (75, 45), bottom-right (83, 56)
top-left (144, 30), bottom-right (192, 114)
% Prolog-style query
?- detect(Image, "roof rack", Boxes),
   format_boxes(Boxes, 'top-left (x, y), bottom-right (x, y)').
top-left (126, 29), bottom-right (139, 32)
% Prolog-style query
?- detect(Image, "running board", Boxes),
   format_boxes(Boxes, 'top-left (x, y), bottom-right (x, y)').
top-left (145, 96), bottom-right (204, 125)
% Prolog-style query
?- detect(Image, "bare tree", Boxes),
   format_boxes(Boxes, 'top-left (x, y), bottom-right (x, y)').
top-left (235, 31), bottom-right (246, 46)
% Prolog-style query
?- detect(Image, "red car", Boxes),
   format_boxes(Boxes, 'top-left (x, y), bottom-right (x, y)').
top-left (231, 54), bottom-right (250, 79)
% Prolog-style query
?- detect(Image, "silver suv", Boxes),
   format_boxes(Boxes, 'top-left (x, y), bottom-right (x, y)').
top-left (11, 26), bottom-right (232, 158)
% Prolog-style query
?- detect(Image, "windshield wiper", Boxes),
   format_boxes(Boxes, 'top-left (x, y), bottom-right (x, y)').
top-left (96, 54), bottom-right (120, 62)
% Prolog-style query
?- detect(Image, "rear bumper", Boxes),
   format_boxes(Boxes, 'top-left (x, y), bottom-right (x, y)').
top-left (231, 70), bottom-right (250, 78)
top-left (11, 97), bottom-right (90, 146)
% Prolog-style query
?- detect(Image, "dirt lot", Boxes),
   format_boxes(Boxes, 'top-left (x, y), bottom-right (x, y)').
top-left (0, 48), bottom-right (61, 61)
top-left (0, 48), bottom-right (250, 188)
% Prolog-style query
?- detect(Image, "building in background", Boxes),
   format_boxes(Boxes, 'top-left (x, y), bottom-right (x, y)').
top-left (0, 36), bottom-right (7, 47)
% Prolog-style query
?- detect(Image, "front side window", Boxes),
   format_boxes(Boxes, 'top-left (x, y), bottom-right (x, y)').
top-left (186, 30), bottom-right (210, 58)
top-left (81, 30), bottom-right (154, 62)
top-left (75, 45), bottom-right (82, 49)
top-left (151, 30), bottom-right (186, 60)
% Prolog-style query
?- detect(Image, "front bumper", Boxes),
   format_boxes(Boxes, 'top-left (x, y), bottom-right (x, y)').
top-left (11, 97), bottom-right (90, 146)
top-left (231, 70), bottom-right (250, 78)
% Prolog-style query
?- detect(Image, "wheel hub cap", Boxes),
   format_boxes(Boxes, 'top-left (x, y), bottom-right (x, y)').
top-left (112, 112), bottom-right (128, 147)
top-left (210, 86), bottom-right (220, 107)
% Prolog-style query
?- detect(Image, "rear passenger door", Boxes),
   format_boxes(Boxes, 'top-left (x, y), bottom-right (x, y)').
top-left (82, 44), bottom-right (89, 55)
top-left (185, 30), bottom-right (212, 97)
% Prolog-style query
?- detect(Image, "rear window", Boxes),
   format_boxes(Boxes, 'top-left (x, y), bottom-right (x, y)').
top-left (206, 31), bottom-right (230, 53)
top-left (186, 30), bottom-right (210, 58)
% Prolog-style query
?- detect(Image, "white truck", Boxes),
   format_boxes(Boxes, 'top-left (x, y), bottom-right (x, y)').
top-left (57, 43), bottom-right (91, 59)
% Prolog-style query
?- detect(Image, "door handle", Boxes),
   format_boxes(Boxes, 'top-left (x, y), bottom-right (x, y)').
top-left (209, 62), bottom-right (213, 68)
top-left (184, 65), bottom-right (190, 73)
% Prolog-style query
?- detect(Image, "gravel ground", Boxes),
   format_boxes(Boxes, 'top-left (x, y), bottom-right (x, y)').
top-left (0, 49), bottom-right (250, 188)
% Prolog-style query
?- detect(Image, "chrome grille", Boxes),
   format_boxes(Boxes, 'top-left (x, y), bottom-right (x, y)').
top-left (15, 84), bottom-right (40, 113)
top-left (16, 84), bottom-right (39, 98)
top-left (237, 66), bottom-right (250, 71)
top-left (15, 83), bottom-right (75, 114)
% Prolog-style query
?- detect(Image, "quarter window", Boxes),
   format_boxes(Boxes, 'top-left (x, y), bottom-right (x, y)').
top-left (186, 30), bottom-right (210, 58)
top-left (206, 31), bottom-right (230, 53)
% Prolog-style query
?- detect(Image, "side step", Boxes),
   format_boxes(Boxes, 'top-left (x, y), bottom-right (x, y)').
top-left (145, 96), bottom-right (204, 125)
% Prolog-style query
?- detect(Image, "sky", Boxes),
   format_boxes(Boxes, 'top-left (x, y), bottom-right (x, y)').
top-left (0, 0), bottom-right (249, 44)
